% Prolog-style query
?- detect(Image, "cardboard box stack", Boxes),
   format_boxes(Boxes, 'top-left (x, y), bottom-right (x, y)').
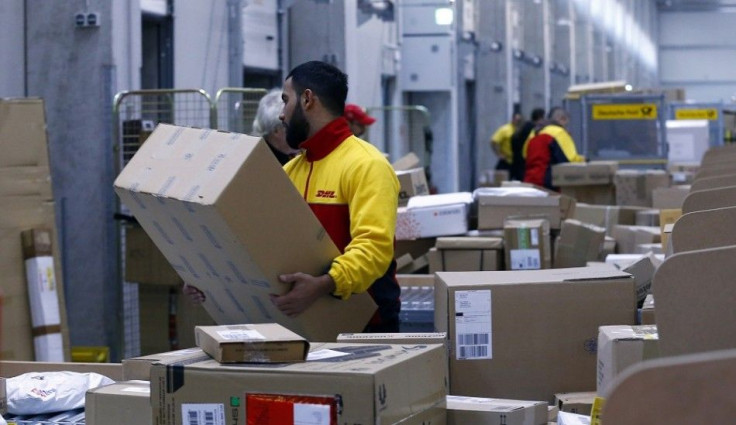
top-left (396, 193), bottom-right (472, 240)
top-left (434, 268), bottom-right (636, 402)
top-left (113, 124), bottom-right (376, 341)
top-left (0, 98), bottom-right (70, 361)
top-left (613, 169), bottom-right (670, 207)
top-left (428, 236), bottom-right (504, 272)
top-left (551, 161), bottom-right (618, 205)
top-left (446, 395), bottom-right (549, 425)
top-left (553, 219), bottom-right (605, 268)
top-left (474, 187), bottom-right (561, 230)
top-left (503, 218), bottom-right (551, 270)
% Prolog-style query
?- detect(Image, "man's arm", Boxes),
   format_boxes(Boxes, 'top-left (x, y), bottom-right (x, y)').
top-left (271, 272), bottom-right (335, 317)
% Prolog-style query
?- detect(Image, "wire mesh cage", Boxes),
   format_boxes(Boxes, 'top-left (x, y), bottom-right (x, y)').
top-left (213, 88), bottom-right (268, 134)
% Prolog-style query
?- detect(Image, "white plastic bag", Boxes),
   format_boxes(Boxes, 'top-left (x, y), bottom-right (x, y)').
top-left (0, 414), bottom-right (6, 425)
top-left (6, 371), bottom-right (114, 415)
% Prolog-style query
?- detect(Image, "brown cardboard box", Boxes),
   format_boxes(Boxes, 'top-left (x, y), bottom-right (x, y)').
top-left (395, 237), bottom-right (437, 260)
top-left (113, 124), bottom-right (376, 341)
top-left (446, 395), bottom-right (549, 425)
top-left (600, 236), bottom-right (616, 260)
top-left (597, 325), bottom-right (660, 396)
top-left (85, 381), bottom-right (151, 425)
top-left (194, 324), bottom-right (309, 363)
top-left (554, 392), bottom-right (596, 415)
top-left (430, 237), bottom-right (503, 272)
top-left (614, 170), bottom-right (670, 207)
top-left (337, 332), bottom-right (446, 346)
top-left (396, 167), bottom-right (429, 206)
top-left (122, 348), bottom-right (210, 381)
top-left (392, 152), bottom-right (421, 171)
top-left (612, 225), bottom-right (661, 254)
top-left (125, 225), bottom-right (182, 286)
top-left (635, 209), bottom-right (660, 227)
top-left (573, 204), bottom-right (646, 236)
top-left (434, 268), bottom-right (636, 402)
top-left (553, 161), bottom-right (618, 205)
top-left (395, 403), bottom-right (447, 425)
top-left (504, 218), bottom-right (551, 270)
top-left (151, 343), bottom-right (447, 425)
top-left (476, 188), bottom-right (561, 229)
top-left (0, 167), bottom-right (52, 198)
top-left (640, 294), bottom-right (655, 325)
top-left (554, 219), bottom-right (605, 268)
top-left (0, 99), bottom-right (50, 168)
top-left (659, 209), bottom-right (682, 250)
top-left (652, 186), bottom-right (690, 209)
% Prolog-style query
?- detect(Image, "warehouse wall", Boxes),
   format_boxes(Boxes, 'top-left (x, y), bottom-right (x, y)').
top-left (659, 11), bottom-right (736, 102)
top-left (0, 0), bottom-right (25, 97)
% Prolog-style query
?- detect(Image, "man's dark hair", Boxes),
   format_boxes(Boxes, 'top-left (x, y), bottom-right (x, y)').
top-left (286, 61), bottom-right (348, 117)
top-left (531, 108), bottom-right (545, 121)
top-left (547, 106), bottom-right (567, 120)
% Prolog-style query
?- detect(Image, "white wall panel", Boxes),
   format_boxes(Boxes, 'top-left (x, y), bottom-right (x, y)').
top-left (660, 11), bottom-right (736, 46)
top-left (660, 48), bottom-right (736, 82)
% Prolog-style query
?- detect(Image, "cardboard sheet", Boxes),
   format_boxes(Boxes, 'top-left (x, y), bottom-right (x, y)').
top-left (671, 206), bottom-right (736, 253)
top-left (682, 185), bottom-right (736, 213)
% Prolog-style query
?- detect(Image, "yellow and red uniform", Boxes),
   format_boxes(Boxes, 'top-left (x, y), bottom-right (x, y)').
top-left (283, 117), bottom-right (400, 330)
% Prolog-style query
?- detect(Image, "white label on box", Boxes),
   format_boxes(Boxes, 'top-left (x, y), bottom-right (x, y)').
top-left (509, 249), bottom-right (541, 270)
top-left (182, 403), bottom-right (225, 425)
top-left (454, 290), bottom-right (492, 360)
top-left (294, 403), bottom-right (331, 425)
top-left (306, 349), bottom-right (351, 361)
top-left (531, 228), bottom-right (539, 246)
top-left (216, 329), bottom-right (266, 341)
top-left (24, 256), bottom-right (60, 326)
top-left (122, 386), bottom-right (151, 394)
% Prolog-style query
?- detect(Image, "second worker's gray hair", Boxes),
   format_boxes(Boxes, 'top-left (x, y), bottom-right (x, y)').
top-left (252, 88), bottom-right (284, 137)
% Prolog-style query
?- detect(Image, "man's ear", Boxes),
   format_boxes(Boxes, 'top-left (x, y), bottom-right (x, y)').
top-left (302, 88), bottom-right (316, 110)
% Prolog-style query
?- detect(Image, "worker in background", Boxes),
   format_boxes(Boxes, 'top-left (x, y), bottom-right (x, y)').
top-left (523, 106), bottom-right (585, 189)
top-left (509, 107), bottom-right (545, 181)
top-left (490, 112), bottom-right (523, 171)
top-left (343, 103), bottom-right (376, 138)
top-left (185, 61), bottom-right (401, 333)
top-left (252, 88), bottom-right (301, 165)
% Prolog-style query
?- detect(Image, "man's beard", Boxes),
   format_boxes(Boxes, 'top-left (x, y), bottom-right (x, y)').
top-left (285, 102), bottom-right (310, 149)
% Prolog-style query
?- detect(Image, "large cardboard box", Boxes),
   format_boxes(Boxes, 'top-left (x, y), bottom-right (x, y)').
top-left (392, 152), bottom-right (421, 171)
top-left (552, 161), bottom-right (617, 205)
top-left (446, 395), bottom-right (549, 425)
top-left (504, 218), bottom-right (551, 270)
top-left (113, 124), bottom-right (376, 341)
top-left (396, 167), bottom-right (429, 206)
top-left (85, 381), bottom-right (152, 425)
top-left (151, 342), bottom-right (447, 425)
top-left (553, 219), bottom-right (605, 268)
top-left (605, 253), bottom-right (661, 306)
top-left (614, 170), bottom-right (670, 207)
top-left (0, 99), bottom-right (50, 168)
top-left (434, 268), bottom-right (636, 402)
top-left (337, 332), bottom-right (447, 346)
top-left (122, 348), bottom-right (210, 381)
top-left (194, 324), bottom-right (309, 363)
top-left (612, 225), bottom-right (661, 254)
top-left (396, 193), bottom-right (472, 240)
top-left (429, 237), bottom-right (504, 272)
top-left (475, 188), bottom-right (561, 230)
top-left (597, 325), bottom-right (660, 396)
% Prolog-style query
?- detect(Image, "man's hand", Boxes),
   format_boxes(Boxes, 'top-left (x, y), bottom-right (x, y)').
top-left (183, 283), bottom-right (206, 304)
top-left (271, 273), bottom-right (336, 317)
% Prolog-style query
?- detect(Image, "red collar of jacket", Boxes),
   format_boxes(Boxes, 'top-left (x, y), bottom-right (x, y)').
top-left (300, 117), bottom-right (353, 162)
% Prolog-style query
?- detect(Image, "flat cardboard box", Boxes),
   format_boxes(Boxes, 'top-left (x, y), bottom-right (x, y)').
top-left (682, 185), bottom-right (736, 214)
top-left (554, 219), bottom-right (605, 268)
top-left (395, 403), bottom-right (447, 425)
top-left (150, 342), bottom-right (447, 425)
top-left (434, 268), bottom-right (636, 402)
top-left (614, 170), bottom-right (670, 207)
top-left (122, 348), bottom-right (210, 381)
top-left (446, 395), bottom-right (549, 425)
top-left (653, 245), bottom-right (736, 357)
top-left (554, 392), bottom-right (596, 414)
top-left (652, 186), bottom-right (690, 209)
top-left (397, 193), bottom-right (472, 240)
top-left (85, 381), bottom-right (151, 425)
top-left (573, 204), bottom-right (646, 236)
top-left (504, 218), bottom-right (551, 270)
top-left (597, 325), bottom-right (660, 396)
top-left (195, 324), bottom-right (309, 363)
top-left (552, 161), bottom-right (618, 186)
top-left (396, 167), bottom-right (429, 206)
top-left (0, 99), bottom-right (50, 168)
top-left (640, 294), bottom-right (655, 325)
top-left (337, 332), bottom-right (446, 346)
top-left (559, 185), bottom-right (616, 206)
top-left (430, 237), bottom-right (504, 272)
top-left (475, 188), bottom-right (561, 230)
top-left (113, 124), bottom-right (376, 341)
top-left (125, 225), bottom-right (182, 286)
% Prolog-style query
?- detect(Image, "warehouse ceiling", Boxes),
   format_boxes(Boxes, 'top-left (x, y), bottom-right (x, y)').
top-left (656, 0), bottom-right (736, 11)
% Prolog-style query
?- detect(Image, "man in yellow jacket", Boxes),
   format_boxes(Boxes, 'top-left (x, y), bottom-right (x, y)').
top-left (273, 61), bottom-right (401, 332)
top-left (490, 112), bottom-right (523, 170)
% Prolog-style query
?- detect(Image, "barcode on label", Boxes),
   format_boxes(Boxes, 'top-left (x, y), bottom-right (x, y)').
top-left (457, 333), bottom-right (491, 359)
top-left (182, 404), bottom-right (224, 425)
top-left (189, 411), bottom-right (198, 425)
top-left (509, 249), bottom-right (541, 270)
